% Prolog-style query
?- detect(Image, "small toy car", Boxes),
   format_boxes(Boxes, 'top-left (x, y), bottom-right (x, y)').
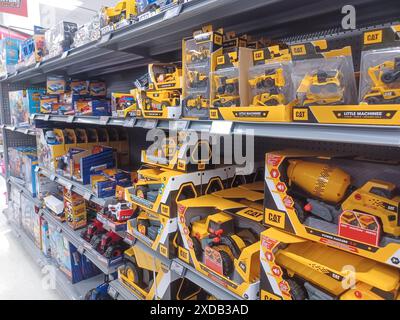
top-left (48, 83), bottom-right (64, 93)
top-left (107, 202), bottom-right (135, 222)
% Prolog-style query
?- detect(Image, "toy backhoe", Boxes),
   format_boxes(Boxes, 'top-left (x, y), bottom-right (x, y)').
top-left (362, 57), bottom-right (400, 104)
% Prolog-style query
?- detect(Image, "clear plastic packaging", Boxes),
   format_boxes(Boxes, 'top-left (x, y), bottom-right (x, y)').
top-left (292, 55), bottom-right (357, 106)
top-left (44, 21), bottom-right (78, 59)
top-left (248, 61), bottom-right (294, 106)
top-left (73, 15), bottom-right (101, 48)
top-left (211, 67), bottom-right (240, 107)
top-left (359, 48), bottom-right (400, 104)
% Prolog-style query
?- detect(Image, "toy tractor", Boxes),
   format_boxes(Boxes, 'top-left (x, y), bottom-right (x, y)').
top-left (103, 0), bottom-right (137, 25)
top-left (81, 220), bottom-right (106, 243)
top-left (248, 68), bottom-right (285, 90)
top-left (136, 210), bottom-right (162, 241)
top-left (186, 46), bottom-right (211, 64)
top-left (143, 90), bottom-right (180, 111)
top-left (297, 70), bottom-right (344, 106)
top-left (286, 160), bottom-right (400, 237)
top-left (190, 212), bottom-right (257, 277)
top-left (187, 70), bottom-right (208, 88)
top-left (214, 76), bottom-right (239, 96)
top-left (362, 57), bottom-right (400, 104)
top-left (94, 231), bottom-right (125, 259)
top-left (184, 96), bottom-right (209, 110)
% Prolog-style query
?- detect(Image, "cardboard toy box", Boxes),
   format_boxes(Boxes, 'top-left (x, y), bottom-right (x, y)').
top-left (263, 149), bottom-right (400, 269)
top-left (0, 37), bottom-right (22, 75)
top-left (141, 132), bottom-right (215, 172)
top-left (9, 89), bottom-right (46, 127)
top-left (64, 189), bottom-right (87, 230)
top-left (176, 193), bottom-right (265, 300)
top-left (182, 26), bottom-right (224, 120)
top-left (44, 21), bottom-right (78, 59)
top-left (289, 33), bottom-right (400, 125)
top-left (126, 208), bottom-right (178, 259)
top-left (125, 165), bottom-right (237, 218)
top-left (111, 92), bottom-right (137, 117)
top-left (91, 168), bottom-right (132, 198)
top-left (260, 228), bottom-right (400, 300)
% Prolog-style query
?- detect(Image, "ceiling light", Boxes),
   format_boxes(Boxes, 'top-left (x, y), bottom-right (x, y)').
top-left (38, 0), bottom-right (84, 11)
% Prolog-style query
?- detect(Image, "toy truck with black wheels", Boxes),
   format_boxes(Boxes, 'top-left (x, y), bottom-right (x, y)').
top-left (260, 228), bottom-right (400, 300)
top-left (102, 0), bottom-right (137, 25)
top-left (286, 159), bottom-right (400, 239)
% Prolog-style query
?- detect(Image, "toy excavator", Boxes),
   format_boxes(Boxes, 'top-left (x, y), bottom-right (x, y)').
top-left (297, 70), bottom-right (344, 106)
top-left (187, 70), bottom-right (208, 88)
top-left (190, 212), bottom-right (258, 277)
top-left (102, 0), bottom-right (137, 25)
top-left (362, 57), bottom-right (400, 104)
top-left (286, 160), bottom-right (400, 237)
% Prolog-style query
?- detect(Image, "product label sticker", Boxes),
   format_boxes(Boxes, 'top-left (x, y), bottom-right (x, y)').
top-left (364, 30), bottom-right (383, 45)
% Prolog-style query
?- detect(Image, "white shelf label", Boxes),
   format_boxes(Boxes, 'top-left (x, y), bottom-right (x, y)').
top-left (170, 120), bottom-right (188, 131)
top-left (99, 116), bottom-right (110, 125)
top-left (163, 4), bottom-right (183, 20)
top-left (83, 191), bottom-right (92, 201)
top-left (210, 121), bottom-right (233, 135)
top-left (143, 119), bottom-right (158, 129)
top-left (61, 51), bottom-right (69, 59)
top-left (44, 115), bottom-right (50, 121)
top-left (66, 116), bottom-right (75, 123)
top-left (123, 118), bottom-right (135, 128)
top-left (170, 260), bottom-right (185, 276)
top-left (108, 285), bottom-right (118, 299)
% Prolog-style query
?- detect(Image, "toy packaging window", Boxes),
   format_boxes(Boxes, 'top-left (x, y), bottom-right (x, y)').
top-left (211, 67), bottom-right (240, 107)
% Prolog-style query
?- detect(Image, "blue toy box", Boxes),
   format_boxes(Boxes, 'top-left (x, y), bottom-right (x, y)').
top-left (9, 89), bottom-right (46, 127)
top-left (0, 37), bottom-right (22, 75)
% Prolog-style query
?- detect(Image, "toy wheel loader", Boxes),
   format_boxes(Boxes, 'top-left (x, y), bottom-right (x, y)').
top-left (190, 212), bottom-right (258, 277)
top-left (297, 70), bottom-right (344, 106)
top-left (362, 57), bottom-right (400, 104)
top-left (184, 96), bottom-right (209, 110)
top-left (136, 210), bottom-right (162, 241)
top-left (186, 46), bottom-right (210, 64)
top-left (214, 76), bottom-right (239, 95)
top-left (286, 160), bottom-right (400, 238)
top-left (188, 70), bottom-right (208, 88)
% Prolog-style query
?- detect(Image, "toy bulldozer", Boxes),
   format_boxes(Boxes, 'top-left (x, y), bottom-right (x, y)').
top-left (249, 68), bottom-right (286, 106)
top-left (362, 57), bottom-right (400, 104)
top-left (297, 70), bottom-right (344, 106)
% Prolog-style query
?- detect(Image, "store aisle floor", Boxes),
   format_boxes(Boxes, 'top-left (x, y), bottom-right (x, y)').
top-left (0, 178), bottom-right (61, 300)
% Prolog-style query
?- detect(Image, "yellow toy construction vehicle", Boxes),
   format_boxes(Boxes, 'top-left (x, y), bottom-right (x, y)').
top-left (248, 68), bottom-right (285, 90)
top-left (251, 91), bottom-right (286, 106)
top-left (263, 228), bottom-right (400, 300)
top-left (186, 46), bottom-right (210, 64)
top-left (143, 90), bottom-right (180, 111)
top-left (136, 210), bottom-right (162, 241)
top-left (148, 64), bottom-right (182, 90)
top-left (187, 70), bottom-right (208, 88)
top-left (184, 96), bottom-right (209, 110)
top-left (362, 58), bottom-right (400, 104)
top-left (286, 160), bottom-right (400, 237)
top-left (297, 70), bottom-right (344, 106)
top-left (102, 0), bottom-right (137, 25)
top-left (190, 212), bottom-right (258, 277)
top-left (214, 76), bottom-right (239, 95)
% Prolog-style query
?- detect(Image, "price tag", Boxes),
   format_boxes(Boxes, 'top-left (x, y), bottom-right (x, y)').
top-left (49, 173), bottom-right (56, 181)
top-left (163, 4), bottom-right (183, 20)
top-left (98, 33), bottom-right (112, 45)
top-left (44, 114), bottom-right (50, 121)
top-left (35, 62), bottom-right (41, 69)
top-left (10, 126), bottom-right (16, 131)
top-left (210, 121), bottom-right (233, 135)
top-left (170, 120), bottom-right (188, 131)
top-left (123, 118), bottom-right (136, 128)
top-left (77, 245), bottom-right (85, 255)
top-left (57, 226), bottom-right (63, 233)
top-left (0, 125), bottom-right (4, 129)
top-left (101, 25), bottom-right (114, 35)
top-left (99, 116), bottom-right (110, 125)
top-left (61, 51), bottom-right (69, 59)
top-left (143, 119), bottom-right (158, 129)
top-left (23, 129), bottom-right (29, 135)
top-left (171, 260), bottom-right (185, 276)
top-left (64, 181), bottom-right (73, 191)
top-left (30, 114), bottom-right (36, 121)
top-left (66, 116), bottom-right (75, 123)
top-left (107, 285), bottom-right (118, 299)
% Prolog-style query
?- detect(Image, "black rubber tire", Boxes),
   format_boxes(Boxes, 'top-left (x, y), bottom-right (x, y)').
top-left (105, 245), bottom-right (122, 259)
top-left (225, 84), bottom-right (235, 94)
top-left (365, 96), bottom-right (381, 105)
top-left (263, 78), bottom-right (275, 88)
top-left (191, 237), bottom-right (203, 261)
top-left (286, 278), bottom-right (307, 300)
top-left (218, 249), bottom-right (234, 277)
top-left (217, 86), bottom-right (225, 95)
top-left (381, 72), bottom-right (396, 84)
top-left (124, 261), bottom-right (143, 286)
top-left (266, 98), bottom-right (279, 106)
top-left (90, 235), bottom-right (102, 250)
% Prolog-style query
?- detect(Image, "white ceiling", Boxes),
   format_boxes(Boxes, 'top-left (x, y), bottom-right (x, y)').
top-left (0, 0), bottom-right (118, 34)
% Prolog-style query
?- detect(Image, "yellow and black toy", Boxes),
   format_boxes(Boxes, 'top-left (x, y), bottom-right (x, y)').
top-left (249, 68), bottom-right (287, 106)
top-left (102, 0), bottom-right (137, 25)
top-left (362, 57), bottom-right (400, 104)
top-left (297, 70), bottom-right (344, 106)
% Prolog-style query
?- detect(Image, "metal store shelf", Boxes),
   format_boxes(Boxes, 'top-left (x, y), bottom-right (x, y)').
top-left (32, 114), bottom-right (400, 147)
top-left (37, 167), bottom-right (114, 207)
top-left (108, 280), bottom-right (139, 301)
top-left (4, 209), bottom-right (104, 300)
top-left (2, 125), bottom-right (36, 136)
top-left (40, 208), bottom-right (122, 275)
top-left (8, 177), bottom-right (41, 206)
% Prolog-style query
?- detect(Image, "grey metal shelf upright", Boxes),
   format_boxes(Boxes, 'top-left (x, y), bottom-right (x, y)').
top-left (1, 0), bottom-right (400, 300)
